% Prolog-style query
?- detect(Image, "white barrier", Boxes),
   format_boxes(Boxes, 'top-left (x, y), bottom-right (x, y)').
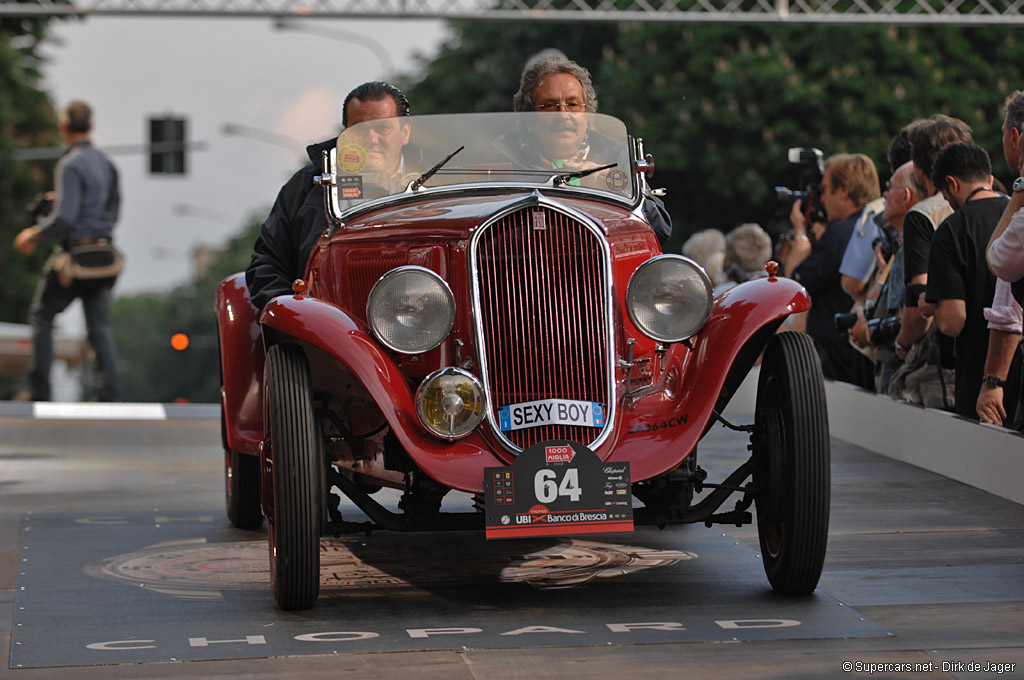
top-left (725, 366), bottom-right (1024, 505)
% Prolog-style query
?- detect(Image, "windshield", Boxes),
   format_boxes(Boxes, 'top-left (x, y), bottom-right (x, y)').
top-left (325, 112), bottom-right (637, 218)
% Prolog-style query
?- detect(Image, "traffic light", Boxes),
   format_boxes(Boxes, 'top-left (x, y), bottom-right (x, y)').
top-left (149, 115), bottom-right (187, 175)
top-left (170, 333), bottom-right (190, 351)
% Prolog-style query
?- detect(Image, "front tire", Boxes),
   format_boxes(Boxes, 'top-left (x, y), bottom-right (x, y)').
top-left (264, 344), bottom-right (322, 610)
top-left (754, 332), bottom-right (830, 595)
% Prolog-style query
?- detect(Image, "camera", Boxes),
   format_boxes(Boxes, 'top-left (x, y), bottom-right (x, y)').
top-left (775, 147), bottom-right (827, 225)
top-left (834, 310), bottom-right (902, 347)
top-left (27, 193), bottom-right (53, 221)
top-left (871, 222), bottom-right (900, 263)
top-left (866, 316), bottom-right (901, 346)
top-left (834, 311), bottom-right (859, 333)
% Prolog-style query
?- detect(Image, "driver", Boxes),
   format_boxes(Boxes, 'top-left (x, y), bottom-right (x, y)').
top-left (246, 81), bottom-right (415, 311)
top-left (335, 113), bottom-right (413, 196)
top-left (494, 55), bottom-right (672, 246)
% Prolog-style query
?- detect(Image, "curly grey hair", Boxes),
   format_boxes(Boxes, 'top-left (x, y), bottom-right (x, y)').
top-left (513, 57), bottom-right (598, 113)
top-left (1004, 90), bottom-right (1024, 134)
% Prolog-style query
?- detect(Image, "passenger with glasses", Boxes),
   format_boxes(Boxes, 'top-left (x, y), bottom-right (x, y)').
top-left (492, 53), bottom-right (672, 246)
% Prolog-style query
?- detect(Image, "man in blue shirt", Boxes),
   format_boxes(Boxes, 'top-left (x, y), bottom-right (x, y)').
top-left (13, 100), bottom-right (121, 401)
top-left (783, 153), bottom-right (881, 385)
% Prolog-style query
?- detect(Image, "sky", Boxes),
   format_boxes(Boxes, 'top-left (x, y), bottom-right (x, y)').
top-left (39, 16), bottom-right (448, 298)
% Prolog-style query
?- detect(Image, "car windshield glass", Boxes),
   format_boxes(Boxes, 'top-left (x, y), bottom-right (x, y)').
top-left (328, 111), bottom-right (636, 216)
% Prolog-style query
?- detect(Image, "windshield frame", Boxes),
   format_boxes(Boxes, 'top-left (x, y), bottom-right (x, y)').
top-left (320, 111), bottom-right (642, 224)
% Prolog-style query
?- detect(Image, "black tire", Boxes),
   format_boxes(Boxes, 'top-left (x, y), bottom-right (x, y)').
top-left (753, 332), bottom-right (830, 595)
top-left (225, 448), bottom-right (263, 530)
top-left (264, 344), bottom-right (322, 610)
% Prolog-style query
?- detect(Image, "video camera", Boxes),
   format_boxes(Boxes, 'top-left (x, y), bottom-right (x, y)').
top-left (775, 147), bottom-right (827, 225)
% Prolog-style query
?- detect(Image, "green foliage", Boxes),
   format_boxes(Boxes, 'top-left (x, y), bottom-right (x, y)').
top-left (0, 21), bottom-right (60, 324)
top-left (398, 21), bottom-right (619, 114)
top-left (401, 22), bottom-right (1022, 247)
top-left (110, 217), bottom-right (264, 403)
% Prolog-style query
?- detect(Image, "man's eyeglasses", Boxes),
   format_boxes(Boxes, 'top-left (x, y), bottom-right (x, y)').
top-left (534, 101), bottom-right (585, 112)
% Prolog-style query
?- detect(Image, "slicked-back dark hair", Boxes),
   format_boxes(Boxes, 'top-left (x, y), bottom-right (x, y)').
top-left (342, 81), bottom-right (410, 127)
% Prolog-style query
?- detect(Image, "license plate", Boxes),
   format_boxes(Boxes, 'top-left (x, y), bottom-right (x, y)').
top-left (498, 399), bottom-right (604, 432)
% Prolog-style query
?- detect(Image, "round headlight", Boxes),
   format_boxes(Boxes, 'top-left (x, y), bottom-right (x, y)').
top-left (416, 367), bottom-right (487, 439)
top-left (626, 255), bottom-right (713, 343)
top-left (367, 266), bottom-right (455, 354)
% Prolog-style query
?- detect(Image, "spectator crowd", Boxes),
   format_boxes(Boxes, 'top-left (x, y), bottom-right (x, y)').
top-left (684, 91), bottom-right (1024, 432)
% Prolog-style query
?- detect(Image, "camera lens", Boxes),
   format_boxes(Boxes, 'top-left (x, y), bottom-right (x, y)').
top-left (834, 311), bottom-right (859, 333)
top-left (867, 316), bottom-right (902, 346)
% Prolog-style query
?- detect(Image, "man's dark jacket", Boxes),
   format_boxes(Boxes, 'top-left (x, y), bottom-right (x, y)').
top-left (246, 139), bottom-right (334, 311)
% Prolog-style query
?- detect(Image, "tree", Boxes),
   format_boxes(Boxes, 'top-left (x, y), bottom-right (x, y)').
top-left (0, 16), bottom-right (60, 324)
top-left (110, 216), bottom-right (264, 403)
top-left (400, 22), bottom-right (1022, 250)
top-left (0, 14), bottom-right (60, 396)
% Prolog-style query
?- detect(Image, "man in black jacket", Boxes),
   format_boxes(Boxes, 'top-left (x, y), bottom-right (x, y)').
top-left (246, 82), bottom-right (411, 311)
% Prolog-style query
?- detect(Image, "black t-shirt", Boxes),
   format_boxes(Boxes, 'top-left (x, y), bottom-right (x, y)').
top-left (925, 195), bottom-right (1009, 418)
top-left (792, 212), bottom-right (858, 379)
top-left (902, 209), bottom-right (937, 299)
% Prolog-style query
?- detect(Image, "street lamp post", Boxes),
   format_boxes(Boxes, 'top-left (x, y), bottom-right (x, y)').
top-left (220, 122), bottom-right (307, 163)
top-left (272, 18), bottom-right (394, 79)
top-left (172, 202), bottom-right (239, 226)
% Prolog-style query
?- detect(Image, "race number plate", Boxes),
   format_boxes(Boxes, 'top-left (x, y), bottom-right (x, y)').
top-left (484, 440), bottom-right (632, 539)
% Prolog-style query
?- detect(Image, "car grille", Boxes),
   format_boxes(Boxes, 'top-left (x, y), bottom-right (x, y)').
top-left (472, 201), bottom-right (612, 452)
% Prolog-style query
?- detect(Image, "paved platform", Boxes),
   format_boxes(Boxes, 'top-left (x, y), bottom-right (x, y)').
top-left (12, 511), bottom-right (884, 668)
top-left (1, 408), bottom-right (1022, 678)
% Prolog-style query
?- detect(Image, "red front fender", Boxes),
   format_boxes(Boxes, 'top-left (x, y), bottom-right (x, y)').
top-left (260, 295), bottom-right (503, 493)
top-left (216, 273), bottom-right (265, 456)
top-left (602, 275), bottom-right (810, 479)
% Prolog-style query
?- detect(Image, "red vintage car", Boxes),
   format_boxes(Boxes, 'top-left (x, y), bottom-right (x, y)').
top-left (217, 111), bottom-right (829, 610)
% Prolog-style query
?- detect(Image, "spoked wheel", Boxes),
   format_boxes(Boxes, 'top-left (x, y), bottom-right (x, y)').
top-left (264, 344), bottom-right (322, 611)
top-left (753, 331), bottom-right (830, 595)
top-left (225, 448), bottom-right (263, 529)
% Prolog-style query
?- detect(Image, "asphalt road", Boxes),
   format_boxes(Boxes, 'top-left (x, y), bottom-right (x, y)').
top-left (1, 409), bottom-right (1022, 679)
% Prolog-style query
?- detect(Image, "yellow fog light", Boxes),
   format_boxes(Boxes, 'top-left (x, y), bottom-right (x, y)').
top-left (416, 367), bottom-right (487, 440)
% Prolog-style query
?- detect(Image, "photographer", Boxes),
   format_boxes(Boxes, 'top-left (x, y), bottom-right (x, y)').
top-left (12, 101), bottom-right (121, 402)
top-left (889, 115), bottom-right (971, 408)
top-left (784, 153), bottom-right (880, 384)
top-left (846, 161), bottom-right (928, 392)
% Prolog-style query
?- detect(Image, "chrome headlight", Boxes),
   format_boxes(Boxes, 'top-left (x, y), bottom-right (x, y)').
top-left (416, 367), bottom-right (487, 439)
top-left (367, 266), bottom-right (455, 354)
top-left (626, 255), bottom-right (713, 343)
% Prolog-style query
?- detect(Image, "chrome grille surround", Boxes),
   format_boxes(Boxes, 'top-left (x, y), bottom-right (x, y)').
top-left (469, 193), bottom-right (616, 455)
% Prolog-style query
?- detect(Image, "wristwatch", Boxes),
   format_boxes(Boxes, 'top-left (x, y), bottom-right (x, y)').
top-left (982, 374), bottom-right (1007, 389)
top-left (1013, 177), bottom-right (1024, 193)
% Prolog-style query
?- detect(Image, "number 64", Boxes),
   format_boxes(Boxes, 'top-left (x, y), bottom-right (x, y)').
top-left (534, 468), bottom-right (582, 503)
